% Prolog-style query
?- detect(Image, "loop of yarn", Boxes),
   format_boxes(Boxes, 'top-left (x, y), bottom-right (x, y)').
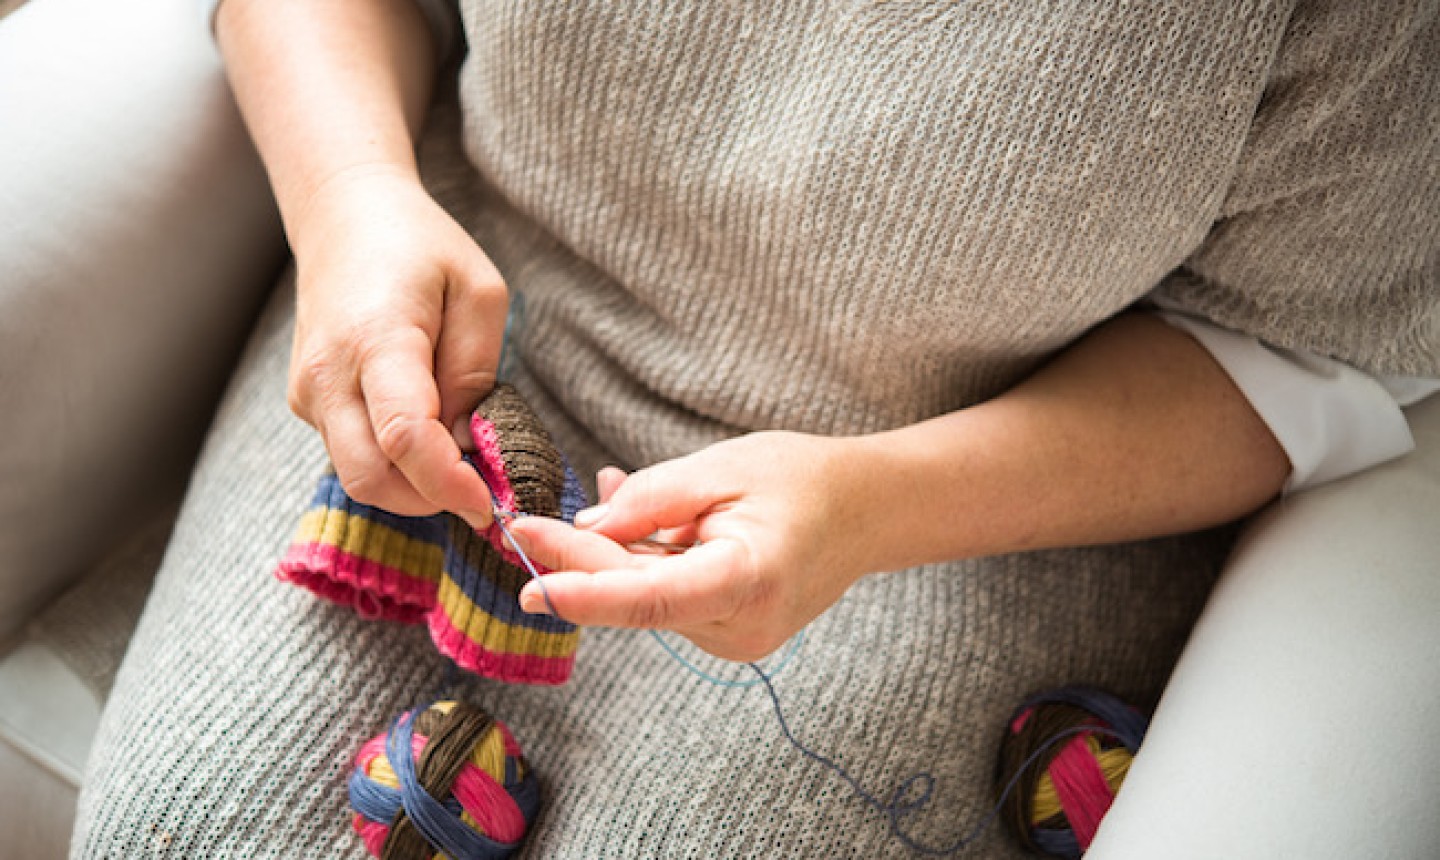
top-left (996, 686), bottom-right (1147, 858)
top-left (349, 701), bottom-right (540, 860)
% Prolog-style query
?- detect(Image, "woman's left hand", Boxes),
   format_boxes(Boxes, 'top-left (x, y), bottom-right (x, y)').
top-left (506, 431), bottom-right (882, 662)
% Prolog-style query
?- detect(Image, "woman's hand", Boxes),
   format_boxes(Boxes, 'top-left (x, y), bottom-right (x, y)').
top-left (287, 168), bottom-right (505, 527)
top-left (507, 432), bottom-right (884, 662)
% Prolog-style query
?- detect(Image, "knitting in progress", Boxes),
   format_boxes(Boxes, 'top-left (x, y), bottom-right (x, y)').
top-left (278, 384), bottom-right (1146, 859)
top-left (277, 384), bottom-right (586, 686)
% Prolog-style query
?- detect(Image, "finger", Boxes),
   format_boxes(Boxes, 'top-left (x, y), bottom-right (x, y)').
top-left (507, 516), bottom-right (637, 574)
top-left (435, 259), bottom-right (508, 430)
top-left (358, 329), bottom-right (494, 526)
top-left (596, 466), bottom-right (628, 503)
top-left (321, 399), bottom-right (436, 516)
top-left (520, 540), bottom-right (747, 629)
top-left (651, 523), bottom-right (701, 548)
top-left (576, 458), bottom-right (731, 544)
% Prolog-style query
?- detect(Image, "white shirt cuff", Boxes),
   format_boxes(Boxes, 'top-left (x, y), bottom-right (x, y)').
top-left (1150, 302), bottom-right (1440, 494)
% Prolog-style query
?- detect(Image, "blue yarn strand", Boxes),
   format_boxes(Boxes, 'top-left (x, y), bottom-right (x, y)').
top-left (749, 661), bottom-right (1126, 856)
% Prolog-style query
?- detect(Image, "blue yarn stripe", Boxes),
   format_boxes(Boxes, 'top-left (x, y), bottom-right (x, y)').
top-left (557, 459), bottom-right (587, 522)
top-left (311, 473), bottom-right (449, 546)
top-left (444, 528), bottom-right (577, 635)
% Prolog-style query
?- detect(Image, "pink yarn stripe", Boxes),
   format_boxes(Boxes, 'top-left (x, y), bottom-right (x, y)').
top-left (427, 611), bottom-right (575, 685)
top-left (277, 543), bottom-right (437, 623)
top-left (471, 416), bottom-right (518, 513)
top-left (354, 817), bottom-right (389, 856)
top-left (469, 416), bottom-right (550, 571)
top-left (451, 760), bottom-right (528, 843)
top-left (1048, 733), bottom-right (1115, 848)
top-left (355, 733), bottom-right (389, 769)
top-left (497, 723), bottom-right (523, 758)
top-left (1010, 708), bottom-right (1033, 733)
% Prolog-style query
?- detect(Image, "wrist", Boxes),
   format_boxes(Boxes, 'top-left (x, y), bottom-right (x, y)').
top-left (284, 162), bottom-right (425, 259)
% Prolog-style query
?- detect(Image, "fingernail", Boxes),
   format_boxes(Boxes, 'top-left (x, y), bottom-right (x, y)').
top-left (574, 503), bottom-right (609, 529)
top-left (519, 584), bottom-right (550, 615)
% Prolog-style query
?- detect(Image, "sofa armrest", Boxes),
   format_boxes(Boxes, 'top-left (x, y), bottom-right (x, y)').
top-left (0, 0), bottom-right (284, 639)
top-left (1089, 393), bottom-right (1440, 859)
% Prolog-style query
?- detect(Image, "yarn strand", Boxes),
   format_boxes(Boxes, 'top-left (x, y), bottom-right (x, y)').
top-left (749, 661), bottom-right (1123, 856)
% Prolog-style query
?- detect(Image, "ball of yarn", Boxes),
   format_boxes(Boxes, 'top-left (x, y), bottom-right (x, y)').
top-left (995, 686), bottom-right (1147, 859)
top-left (348, 701), bottom-right (540, 859)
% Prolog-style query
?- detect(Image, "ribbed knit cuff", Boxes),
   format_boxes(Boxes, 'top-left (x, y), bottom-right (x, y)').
top-left (275, 473), bottom-right (447, 624)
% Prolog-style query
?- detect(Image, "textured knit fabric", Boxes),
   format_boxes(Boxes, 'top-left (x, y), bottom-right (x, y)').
top-left (276, 384), bottom-right (586, 685)
top-left (76, 2), bottom-right (1437, 858)
top-left (28, 508), bottom-right (175, 699)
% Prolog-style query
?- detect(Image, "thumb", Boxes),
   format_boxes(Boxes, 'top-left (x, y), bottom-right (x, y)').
top-left (577, 457), bottom-right (730, 545)
top-left (435, 254), bottom-right (509, 431)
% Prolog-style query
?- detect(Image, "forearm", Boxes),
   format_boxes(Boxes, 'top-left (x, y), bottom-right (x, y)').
top-left (508, 312), bottom-right (1288, 656)
top-left (215, 0), bottom-right (437, 240)
top-left (858, 312), bottom-right (1290, 571)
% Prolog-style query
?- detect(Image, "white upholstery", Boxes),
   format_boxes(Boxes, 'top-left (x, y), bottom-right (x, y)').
top-left (0, 0), bottom-right (282, 640)
top-left (0, 0), bottom-right (281, 855)
top-left (1090, 394), bottom-right (1440, 859)
top-left (0, 642), bottom-right (100, 787)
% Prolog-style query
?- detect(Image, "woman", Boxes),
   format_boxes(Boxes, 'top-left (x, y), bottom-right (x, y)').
top-left (75, 1), bottom-right (1437, 857)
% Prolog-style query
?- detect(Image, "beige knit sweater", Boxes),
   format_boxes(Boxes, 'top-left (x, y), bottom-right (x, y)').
top-left (449, 0), bottom-right (1438, 481)
top-left (74, 2), bottom-right (1437, 858)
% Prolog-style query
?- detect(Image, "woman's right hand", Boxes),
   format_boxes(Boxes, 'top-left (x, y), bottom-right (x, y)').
top-left (286, 167), bottom-right (505, 528)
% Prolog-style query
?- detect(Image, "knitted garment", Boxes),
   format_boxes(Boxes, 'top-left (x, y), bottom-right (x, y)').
top-left (276, 385), bottom-right (587, 685)
top-left (76, 3), bottom-right (1437, 858)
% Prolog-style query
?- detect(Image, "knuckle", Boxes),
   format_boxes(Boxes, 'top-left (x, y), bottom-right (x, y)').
top-left (374, 412), bottom-right (427, 464)
top-left (348, 326), bottom-right (390, 366)
top-left (287, 354), bottom-right (337, 421)
top-left (468, 272), bottom-right (508, 303)
top-left (442, 366), bottom-right (498, 395)
top-left (285, 384), bottom-right (309, 421)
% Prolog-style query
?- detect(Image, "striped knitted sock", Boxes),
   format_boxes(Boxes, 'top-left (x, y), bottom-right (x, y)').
top-left (275, 384), bottom-right (585, 684)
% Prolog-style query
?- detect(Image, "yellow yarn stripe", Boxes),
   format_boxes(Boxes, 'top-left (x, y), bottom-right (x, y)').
top-left (295, 509), bottom-right (445, 583)
top-left (468, 721), bottom-right (509, 783)
top-left (436, 575), bottom-right (579, 658)
top-left (366, 757), bottom-right (401, 789)
top-left (363, 707), bottom-right (507, 787)
top-left (1030, 736), bottom-right (1133, 824)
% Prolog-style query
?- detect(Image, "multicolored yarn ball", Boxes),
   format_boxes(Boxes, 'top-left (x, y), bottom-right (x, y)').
top-left (349, 700), bottom-right (540, 860)
top-left (996, 686), bottom-right (1147, 858)
top-left (276, 383), bottom-right (587, 685)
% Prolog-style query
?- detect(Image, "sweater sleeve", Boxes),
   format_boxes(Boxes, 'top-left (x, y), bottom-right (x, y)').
top-left (1149, 2), bottom-right (1439, 380)
top-left (1143, 3), bottom-right (1440, 492)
